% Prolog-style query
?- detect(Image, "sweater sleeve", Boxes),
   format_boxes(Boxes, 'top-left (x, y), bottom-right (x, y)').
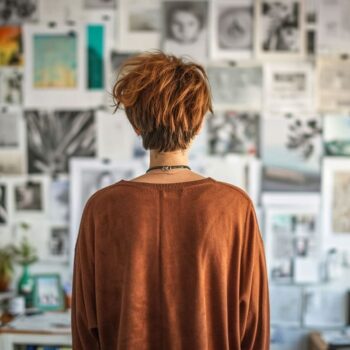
top-left (71, 198), bottom-right (100, 350)
top-left (239, 200), bottom-right (270, 350)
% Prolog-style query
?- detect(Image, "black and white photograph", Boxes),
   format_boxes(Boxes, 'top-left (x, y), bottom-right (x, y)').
top-left (206, 110), bottom-right (260, 156)
top-left (84, 0), bottom-right (116, 9)
top-left (0, 183), bottom-right (8, 224)
top-left (25, 110), bottom-right (96, 175)
top-left (210, 0), bottom-right (254, 60)
top-left (49, 176), bottom-right (69, 223)
top-left (47, 226), bottom-right (69, 262)
top-left (0, 0), bottom-right (38, 23)
top-left (0, 68), bottom-right (23, 105)
top-left (162, 0), bottom-right (209, 62)
top-left (255, 0), bottom-right (305, 59)
top-left (14, 180), bottom-right (43, 211)
top-left (262, 113), bottom-right (322, 192)
top-left (207, 65), bottom-right (262, 110)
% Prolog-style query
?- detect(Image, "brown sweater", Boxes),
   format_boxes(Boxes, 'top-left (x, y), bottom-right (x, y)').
top-left (71, 177), bottom-right (270, 349)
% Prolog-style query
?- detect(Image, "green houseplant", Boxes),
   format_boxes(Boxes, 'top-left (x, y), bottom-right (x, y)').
top-left (0, 244), bottom-right (17, 292)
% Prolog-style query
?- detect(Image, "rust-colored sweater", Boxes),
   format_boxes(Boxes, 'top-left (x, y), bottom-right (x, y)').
top-left (71, 177), bottom-right (270, 349)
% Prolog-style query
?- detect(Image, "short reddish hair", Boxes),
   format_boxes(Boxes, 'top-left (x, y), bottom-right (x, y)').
top-left (112, 50), bottom-right (213, 152)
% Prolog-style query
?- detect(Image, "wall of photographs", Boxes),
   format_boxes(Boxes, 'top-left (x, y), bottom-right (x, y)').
top-left (1, 0), bottom-right (350, 348)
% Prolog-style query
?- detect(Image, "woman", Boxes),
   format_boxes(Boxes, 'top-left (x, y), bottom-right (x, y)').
top-left (71, 51), bottom-right (270, 349)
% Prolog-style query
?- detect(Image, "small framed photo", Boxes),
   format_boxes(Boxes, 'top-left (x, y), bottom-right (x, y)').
top-left (254, 0), bottom-right (305, 60)
top-left (32, 273), bottom-right (64, 311)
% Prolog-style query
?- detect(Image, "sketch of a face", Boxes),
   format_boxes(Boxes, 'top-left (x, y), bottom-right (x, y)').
top-left (170, 9), bottom-right (201, 43)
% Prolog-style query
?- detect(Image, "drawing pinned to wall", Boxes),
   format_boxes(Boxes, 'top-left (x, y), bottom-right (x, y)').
top-left (210, 0), bottom-right (254, 60)
top-left (207, 65), bottom-right (262, 110)
top-left (33, 33), bottom-right (78, 88)
top-left (0, 68), bottom-right (23, 104)
top-left (255, 0), bottom-right (305, 59)
top-left (206, 110), bottom-right (259, 156)
top-left (316, 57), bottom-right (350, 113)
top-left (162, 0), bottom-right (209, 62)
top-left (263, 62), bottom-right (314, 113)
top-left (0, 26), bottom-right (23, 66)
top-left (87, 24), bottom-right (104, 89)
top-left (14, 180), bottom-right (43, 211)
top-left (25, 110), bottom-right (96, 175)
top-left (262, 113), bottom-right (322, 192)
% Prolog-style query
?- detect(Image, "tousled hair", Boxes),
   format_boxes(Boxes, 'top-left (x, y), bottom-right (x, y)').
top-left (112, 50), bottom-right (213, 152)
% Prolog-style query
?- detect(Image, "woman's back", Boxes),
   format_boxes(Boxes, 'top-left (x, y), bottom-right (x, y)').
top-left (72, 177), bottom-right (270, 349)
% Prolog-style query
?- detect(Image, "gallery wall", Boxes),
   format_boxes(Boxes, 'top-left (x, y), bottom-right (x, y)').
top-left (0, 0), bottom-right (350, 349)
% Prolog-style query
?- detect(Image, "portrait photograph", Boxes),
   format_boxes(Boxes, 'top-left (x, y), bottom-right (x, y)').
top-left (162, 0), bottom-right (209, 62)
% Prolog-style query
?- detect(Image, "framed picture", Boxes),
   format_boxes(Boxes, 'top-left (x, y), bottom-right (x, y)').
top-left (322, 157), bottom-right (350, 250)
top-left (207, 64), bottom-right (262, 110)
top-left (0, 26), bottom-right (23, 66)
top-left (263, 193), bottom-right (321, 283)
top-left (254, 0), bottom-right (305, 60)
top-left (162, 0), bottom-right (209, 63)
top-left (32, 273), bottom-right (64, 311)
top-left (263, 62), bottom-right (315, 113)
top-left (261, 112), bottom-right (322, 192)
top-left (209, 0), bottom-right (254, 61)
top-left (0, 68), bottom-right (23, 105)
top-left (206, 110), bottom-right (260, 157)
top-left (23, 23), bottom-right (86, 108)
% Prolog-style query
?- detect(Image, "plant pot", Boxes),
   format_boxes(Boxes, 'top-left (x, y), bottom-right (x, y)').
top-left (0, 275), bottom-right (11, 292)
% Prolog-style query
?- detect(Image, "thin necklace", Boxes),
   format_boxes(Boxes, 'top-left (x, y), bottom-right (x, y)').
top-left (146, 165), bottom-right (191, 173)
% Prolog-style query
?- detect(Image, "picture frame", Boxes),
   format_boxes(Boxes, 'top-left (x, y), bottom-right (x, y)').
top-left (262, 193), bottom-right (321, 283)
top-left (209, 0), bottom-right (254, 61)
top-left (254, 0), bottom-right (306, 60)
top-left (32, 273), bottom-right (64, 311)
top-left (23, 23), bottom-right (86, 108)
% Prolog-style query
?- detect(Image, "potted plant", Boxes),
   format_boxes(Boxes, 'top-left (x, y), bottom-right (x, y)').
top-left (0, 244), bottom-right (17, 292)
top-left (14, 224), bottom-right (38, 308)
